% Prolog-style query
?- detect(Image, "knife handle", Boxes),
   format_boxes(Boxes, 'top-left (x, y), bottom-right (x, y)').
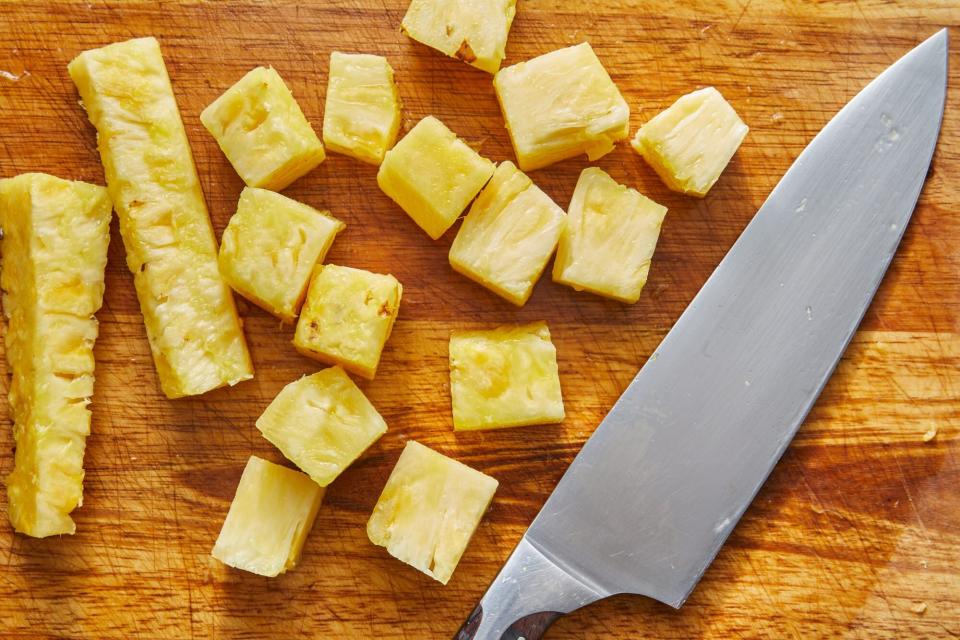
top-left (453, 537), bottom-right (605, 640)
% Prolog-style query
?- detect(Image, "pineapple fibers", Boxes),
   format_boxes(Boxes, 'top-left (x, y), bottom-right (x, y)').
top-left (256, 367), bottom-right (388, 487)
top-left (401, 0), bottom-right (517, 74)
top-left (554, 167), bottom-right (667, 304)
top-left (632, 86), bottom-right (749, 197)
top-left (449, 161), bottom-right (565, 306)
top-left (0, 173), bottom-right (111, 537)
top-left (68, 37), bottom-right (254, 399)
top-left (449, 321), bottom-right (564, 430)
top-left (219, 187), bottom-right (344, 322)
top-left (323, 52), bottom-right (402, 165)
top-left (212, 456), bottom-right (324, 577)
top-left (494, 42), bottom-right (629, 171)
top-left (367, 440), bottom-right (498, 584)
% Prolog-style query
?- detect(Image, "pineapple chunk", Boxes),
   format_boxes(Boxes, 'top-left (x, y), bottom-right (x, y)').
top-left (449, 321), bottom-right (564, 430)
top-left (367, 440), bottom-right (498, 584)
top-left (200, 66), bottom-right (325, 191)
top-left (494, 43), bottom-right (629, 171)
top-left (256, 367), bottom-right (387, 486)
top-left (449, 161), bottom-right (564, 306)
top-left (632, 87), bottom-right (748, 197)
top-left (294, 264), bottom-right (402, 379)
top-left (69, 37), bottom-right (253, 399)
top-left (212, 456), bottom-right (323, 577)
top-left (377, 116), bottom-right (494, 240)
top-left (401, 0), bottom-right (517, 74)
top-left (323, 52), bottom-right (402, 165)
top-left (219, 187), bottom-right (344, 322)
top-left (553, 168), bottom-right (666, 303)
top-left (0, 173), bottom-right (111, 538)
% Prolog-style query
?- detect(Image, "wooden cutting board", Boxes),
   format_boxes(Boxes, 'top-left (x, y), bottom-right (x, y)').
top-left (1, 1), bottom-right (957, 638)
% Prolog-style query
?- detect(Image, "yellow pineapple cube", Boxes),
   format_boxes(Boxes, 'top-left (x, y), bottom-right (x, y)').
top-left (449, 321), bottom-right (564, 430)
top-left (401, 0), bottom-right (517, 74)
top-left (294, 264), bottom-right (402, 379)
top-left (68, 37), bottom-right (253, 399)
top-left (200, 66), bottom-right (325, 191)
top-left (494, 43), bottom-right (629, 171)
top-left (323, 52), bottom-right (401, 165)
top-left (553, 167), bottom-right (666, 303)
top-left (256, 367), bottom-right (387, 487)
top-left (449, 161), bottom-right (564, 306)
top-left (377, 116), bottom-right (494, 240)
top-left (212, 456), bottom-right (323, 577)
top-left (0, 173), bottom-right (111, 538)
top-left (632, 87), bottom-right (748, 197)
top-left (367, 440), bottom-right (498, 584)
top-left (219, 187), bottom-right (344, 322)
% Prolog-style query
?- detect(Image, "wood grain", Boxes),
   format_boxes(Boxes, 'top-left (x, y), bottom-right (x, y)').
top-left (1, 1), bottom-right (958, 638)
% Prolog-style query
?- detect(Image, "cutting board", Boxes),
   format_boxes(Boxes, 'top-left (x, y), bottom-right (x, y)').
top-left (1, 1), bottom-right (957, 638)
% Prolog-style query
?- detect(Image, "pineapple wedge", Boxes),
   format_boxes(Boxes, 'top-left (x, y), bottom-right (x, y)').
top-left (377, 116), bottom-right (494, 240)
top-left (449, 161), bottom-right (564, 306)
top-left (256, 367), bottom-right (387, 487)
top-left (553, 168), bottom-right (667, 304)
top-left (294, 264), bottom-right (402, 380)
top-left (201, 66), bottom-right (325, 191)
top-left (367, 440), bottom-right (498, 584)
top-left (212, 456), bottom-right (323, 577)
top-left (401, 0), bottom-right (517, 74)
top-left (219, 187), bottom-right (344, 322)
top-left (449, 321), bottom-right (564, 430)
top-left (323, 52), bottom-right (401, 165)
top-left (632, 87), bottom-right (748, 197)
top-left (0, 174), bottom-right (111, 538)
top-left (69, 37), bottom-right (253, 399)
top-left (494, 43), bottom-right (629, 171)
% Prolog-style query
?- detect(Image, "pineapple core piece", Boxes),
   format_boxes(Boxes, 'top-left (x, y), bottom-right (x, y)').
top-left (212, 456), bottom-right (323, 577)
top-left (378, 116), bottom-right (494, 240)
top-left (632, 87), bottom-right (748, 197)
top-left (494, 43), bottom-right (629, 171)
top-left (367, 440), bottom-right (498, 584)
top-left (294, 264), bottom-right (402, 380)
top-left (401, 0), bottom-right (517, 74)
top-left (68, 37), bottom-right (253, 399)
top-left (323, 52), bottom-right (402, 165)
top-left (219, 187), bottom-right (344, 322)
top-left (449, 321), bottom-right (564, 430)
top-left (256, 367), bottom-right (388, 487)
top-left (449, 161), bottom-right (564, 306)
top-left (200, 66), bottom-right (325, 191)
top-left (0, 173), bottom-right (111, 538)
top-left (553, 167), bottom-right (667, 304)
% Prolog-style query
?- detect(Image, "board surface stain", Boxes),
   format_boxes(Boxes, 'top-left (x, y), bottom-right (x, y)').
top-left (0, 1), bottom-right (958, 638)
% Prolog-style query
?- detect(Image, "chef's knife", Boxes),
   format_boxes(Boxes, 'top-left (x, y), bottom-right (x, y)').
top-left (456, 29), bottom-right (948, 640)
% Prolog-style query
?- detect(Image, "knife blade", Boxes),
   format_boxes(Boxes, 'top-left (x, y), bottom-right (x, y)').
top-left (455, 29), bottom-right (948, 640)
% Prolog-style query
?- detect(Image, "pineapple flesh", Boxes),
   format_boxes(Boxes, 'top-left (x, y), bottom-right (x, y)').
top-left (401, 0), bottom-right (517, 74)
top-left (256, 367), bottom-right (388, 487)
top-left (212, 456), bottom-right (324, 577)
top-left (0, 173), bottom-right (111, 537)
top-left (69, 37), bottom-right (253, 399)
top-left (494, 43), bottom-right (629, 171)
top-left (553, 167), bottom-right (667, 304)
top-left (632, 87), bottom-right (748, 197)
top-left (294, 264), bottom-right (402, 380)
top-left (449, 161), bottom-right (565, 306)
top-left (323, 52), bottom-right (402, 165)
top-left (219, 187), bottom-right (344, 322)
top-left (200, 66), bottom-right (325, 191)
top-left (377, 116), bottom-right (495, 240)
top-left (367, 440), bottom-right (498, 584)
top-left (449, 321), bottom-right (564, 430)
